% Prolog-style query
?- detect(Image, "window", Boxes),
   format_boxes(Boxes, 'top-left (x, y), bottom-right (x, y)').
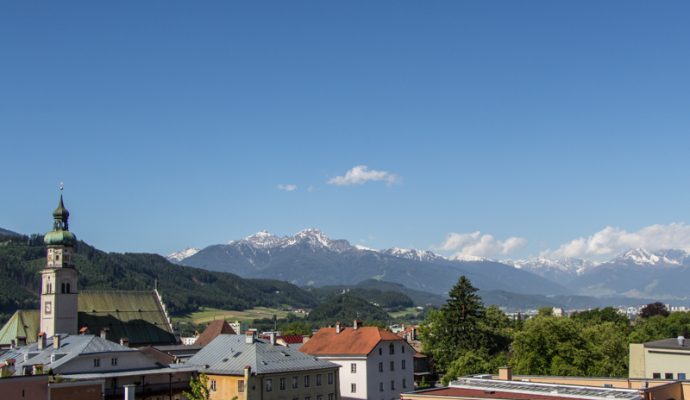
top-left (328, 372), bottom-right (333, 384)
top-left (379, 362), bottom-right (383, 372)
top-left (379, 382), bottom-right (384, 392)
top-left (391, 380), bottom-right (395, 390)
top-left (210, 380), bottom-right (217, 391)
top-left (292, 376), bottom-right (299, 389)
top-left (403, 378), bottom-right (407, 388)
top-left (280, 378), bottom-right (286, 390)
top-left (111, 358), bottom-right (118, 366)
top-left (665, 373), bottom-right (674, 379)
top-left (317, 396), bottom-right (323, 400)
top-left (351, 383), bottom-right (356, 393)
top-left (316, 374), bottom-right (322, 386)
top-left (679, 373), bottom-right (687, 380)
top-left (266, 379), bottom-right (273, 392)
top-left (328, 394), bottom-right (334, 400)
top-left (66, 283), bottom-right (70, 293)
top-left (238, 380), bottom-right (245, 392)
top-left (402, 345), bottom-right (405, 353)
top-left (93, 358), bottom-right (100, 367)
top-left (402, 360), bottom-right (406, 370)
top-left (390, 361), bottom-right (395, 371)
top-left (379, 347), bottom-right (383, 355)
top-left (350, 363), bottom-right (357, 373)
top-left (389, 343), bottom-right (395, 354)
top-left (304, 375), bottom-right (310, 387)
top-left (653, 373), bottom-right (661, 379)
top-left (61, 283), bottom-right (66, 293)
top-left (305, 397), bottom-right (311, 400)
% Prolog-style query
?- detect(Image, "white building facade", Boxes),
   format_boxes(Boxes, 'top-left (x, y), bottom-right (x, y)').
top-left (300, 323), bottom-right (414, 400)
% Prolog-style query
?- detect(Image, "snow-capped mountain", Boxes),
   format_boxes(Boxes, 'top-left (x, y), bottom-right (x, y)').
top-left (167, 229), bottom-right (566, 296)
top-left (381, 247), bottom-right (446, 263)
top-left (612, 248), bottom-right (688, 266)
top-left (504, 257), bottom-right (598, 284)
top-left (166, 247), bottom-right (200, 262)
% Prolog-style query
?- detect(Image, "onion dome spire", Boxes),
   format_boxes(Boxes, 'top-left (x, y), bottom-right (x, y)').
top-left (44, 183), bottom-right (77, 246)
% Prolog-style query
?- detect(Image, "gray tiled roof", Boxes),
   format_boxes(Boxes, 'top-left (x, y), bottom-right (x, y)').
top-left (0, 334), bottom-right (136, 372)
top-left (187, 334), bottom-right (338, 376)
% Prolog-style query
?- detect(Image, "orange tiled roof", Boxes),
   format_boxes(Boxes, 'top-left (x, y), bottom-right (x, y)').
top-left (195, 320), bottom-right (236, 347)
top-left (300, 326), bottom-right (403, 356)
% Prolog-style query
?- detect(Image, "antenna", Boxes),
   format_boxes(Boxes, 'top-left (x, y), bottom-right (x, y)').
top-left (59, 182), bottom-right (64, 192)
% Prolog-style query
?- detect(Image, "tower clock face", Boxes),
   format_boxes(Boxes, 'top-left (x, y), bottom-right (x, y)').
top-left (45, 301), bottom-right (52, 314)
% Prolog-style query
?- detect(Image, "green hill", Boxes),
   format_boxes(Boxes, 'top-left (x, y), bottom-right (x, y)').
top-left (0, 233), bottom-right (316, 325)
top-left (307, 294), bottom-right (392, 326)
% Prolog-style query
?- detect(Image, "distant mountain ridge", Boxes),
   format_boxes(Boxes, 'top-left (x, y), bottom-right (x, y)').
top-left (169, 229), bottom-right (568, 296)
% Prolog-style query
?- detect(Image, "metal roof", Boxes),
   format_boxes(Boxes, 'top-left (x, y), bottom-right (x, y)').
top-left (0, 310), bottom-right (40, 346)
top-left (0, 334), bottom-right (137, 372)
top-left (187, 334), bottom-right (339, 376)
top-left (446, 378), bottom-right (643, 400)
top-left (644, 337), bottom-right (690, 350)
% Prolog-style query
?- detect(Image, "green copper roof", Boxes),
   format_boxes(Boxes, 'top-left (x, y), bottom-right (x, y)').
top-left (43, 193), bottom-right (76, 246)
top-left (0, 310), bottom-right (40, 346)
top-left (44, 229), bottom-right (77, 246)
top-left (78, 290), bottom-right (177, 346)
top-left (0, 291), bottom-right (177, 347)
top-left (52, 194), bottom-right (70, 219)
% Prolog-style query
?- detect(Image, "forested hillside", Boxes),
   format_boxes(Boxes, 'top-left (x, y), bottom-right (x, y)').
top-left (0, 233), bottom-right (317, 324)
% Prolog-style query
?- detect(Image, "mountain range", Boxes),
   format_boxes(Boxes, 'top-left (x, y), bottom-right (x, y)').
top-left (170, 230), bottom-right (690, 304)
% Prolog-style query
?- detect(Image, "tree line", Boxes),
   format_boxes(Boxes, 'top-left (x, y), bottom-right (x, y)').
top-left (420, 276), bottom-right (687, 383)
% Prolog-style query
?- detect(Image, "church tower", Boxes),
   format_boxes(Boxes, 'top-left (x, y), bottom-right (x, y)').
top-left (40, 190), bottom-right (79, 337)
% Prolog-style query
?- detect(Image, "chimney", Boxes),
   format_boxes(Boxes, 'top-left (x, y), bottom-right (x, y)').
top-left (245, 330), bottom-right (256, 344)
top-left (678, 336), bottom-right (685, 347)
top-left (498, 366), bottom-right (513, 381)
top-left (10, 339), bottom-right (16, 349)
top-left (353, 320), bottom-right (361, 330)
top-left (100, 328), bottom-right (109, 340)
top-left (37, 333), bottom-right (46, 350)
top-left (53, 335), bottom-right (61, 350)
top-left (335, 321), bottom-right (341, 334)
top-left (269, 332), bottom-right (277, 345)
top-left (302, 335), bottom-right (310, 344)
top-left (244, 365), bottom-right (251, 388)
top-left (120, 337), bottom-right (130, 347)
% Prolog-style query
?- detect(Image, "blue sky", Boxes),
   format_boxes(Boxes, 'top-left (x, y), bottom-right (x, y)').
top-left (2, 1), bottom-right (690, 260)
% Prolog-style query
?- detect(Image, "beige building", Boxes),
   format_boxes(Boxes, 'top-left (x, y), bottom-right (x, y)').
top-left (630, 336), bottom-right (690, 380)
top-left (188, 332), bottom-right (341, 400)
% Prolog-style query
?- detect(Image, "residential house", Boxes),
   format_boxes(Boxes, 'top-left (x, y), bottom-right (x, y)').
top-left (300, 321), bottom-right (414, 400)
top-left (187, 332), bottom-right (341, 400)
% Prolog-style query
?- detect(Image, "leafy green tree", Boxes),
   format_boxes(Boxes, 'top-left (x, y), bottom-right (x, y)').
top-left (511, 316), bottom-right (591, 376)
top-left (629, 312), bottom-right (690, 343)
top-left (420, 276), bottom-right (509, 374)
top-left (442, 349), bottom-right (508, 385)
top-left (571, 307), bottom-right (629, 327)
top-left (639, 302), bottom-right (670, 319)
top-left (280, 321), bottom-right (312, 336)
top-left (183, 373), bottom-right (210, 400)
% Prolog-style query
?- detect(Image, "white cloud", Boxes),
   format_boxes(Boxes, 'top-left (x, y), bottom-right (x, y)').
top-left (276, 184), bottom-right (297, 192)
top-left (327, 165), bottom-right (399, 186)
top-left (436, 231), bottom-right (528, 259)
top-left (542, 223), bottom-right (690, 260)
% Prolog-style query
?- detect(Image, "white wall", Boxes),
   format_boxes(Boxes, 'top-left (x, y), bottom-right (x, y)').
top-left (365, 341), bottom-right (414, 400)
top-left (319, 341), bottom-right (414, 400)
top-left (59, 350), bottom-right (159, 375)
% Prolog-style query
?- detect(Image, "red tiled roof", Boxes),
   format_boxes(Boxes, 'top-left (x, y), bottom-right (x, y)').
top-left (405, 387), bottom-right (591, 400)
top-left (299, 326), bottom-right (404, 356)
top-left (281, 335), bottom-right (305, 344)
top-left (195, 320), bottom-right (236, 347)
